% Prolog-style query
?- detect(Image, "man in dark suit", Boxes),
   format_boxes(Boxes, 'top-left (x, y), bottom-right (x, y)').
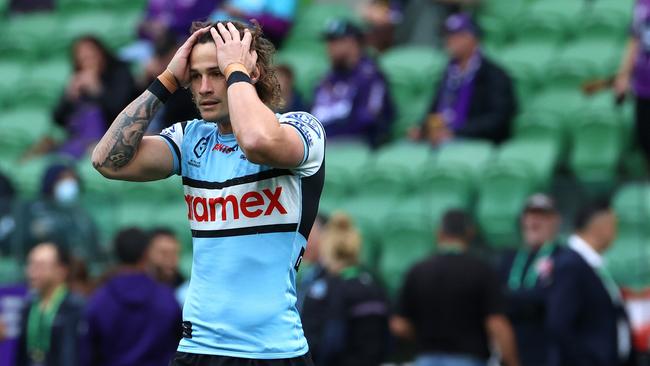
top-left (500, 193), bottom-right (565, 366)
top-left (547, 200), bottom-right (634, 366)
top-left (409, 13), bottom-right (517, 146)
top-left (16, 242), bottom-right (85, 366)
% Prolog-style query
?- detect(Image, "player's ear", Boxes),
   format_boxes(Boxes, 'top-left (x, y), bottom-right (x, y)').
top-left (250, 65), bottom-right (261, 84)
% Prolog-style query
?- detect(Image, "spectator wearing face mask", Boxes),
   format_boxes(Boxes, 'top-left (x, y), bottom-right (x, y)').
top-left (17, 164), bottom-right (99, 261)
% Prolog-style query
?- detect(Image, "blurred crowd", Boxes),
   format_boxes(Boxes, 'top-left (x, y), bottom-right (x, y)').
top-left (0, 194), bottom-right (648, 366)
top-left (8, 0), bottom-right (521, 164)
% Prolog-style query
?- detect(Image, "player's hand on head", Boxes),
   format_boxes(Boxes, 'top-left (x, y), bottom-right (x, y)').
top-left (211, 22), bottom-right (258, 76)
top-left (167, 26), bottom-right (211, 88)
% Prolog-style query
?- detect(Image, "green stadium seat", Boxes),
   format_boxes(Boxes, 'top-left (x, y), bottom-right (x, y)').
top-left (120, 177), bottom-right (184, 201)
top-left (378, 215), bottom-right (434, 297)
top-left (378, 46), bottom-right (446, 137)
top-left (21, 57), bottom-right (70, 108)
top-left (606, 233), bottom-right (650, 288)
top-left (569, 109), bottom-right (624, 188)
top-left (337, 194), bottom-right (394, 231)
top-left (322, 142), bottom-right (371, 198)
top-left (0, 14), bottom-right (64, 59)
top-left (75, 154), bottom-right (126, 198)
top-left (577, 1), bottom-right (630, 42)
top-left (359, 142), bottom-right (433, 195)
top-left (103, 0), bottom-right (147, 11)
top-left (0, 108), bottom-right (52, 152)
top-left (274, 49), bottom-right (329, 104)
top-left (436, 140), bottom-right (495, 184)
top-left (516, 0), bottom-right (586, 43)
top-left (335, 195), bottom-right (395, 267)
top-left (547, 39), bottom-right (620, 88)
top-left (0, 257), bottom-right (23, 285)
top-left (422, 161), bottom-right (474, 208)
top-left (113, 198), bottom-right (189, 233)
top-left (0, 60), bottom-right (28, 108)
top-left (497, 138), bottom-right (560, 190)
top-left (60, 11), bottom-right (117, 44)
top-left (491, 41), bottom-right (559, 105)
top-left (105, 8), bottom-right (143, 49)
top-left (613, 183), bottom-right (650, 234)
top-left (477, 15), bottom-right (511, 49)
top-left (476, 161), bottom-right (536, 248)
top-left (514, 112), bottom-right (565, 149)
top-left (479, 0), bottom-right (525, 20)
top-left (283, 3), bottom-right (357, 47)
top-left (81, 194), bottom-right (118, 247)
top-left (515, 14), bottom-right (567, 45)
top-left (583, 91), bottom-right (632, 145)
top-left (13, 155), bottom-right (66, 198)
top-left (525, 89), bottom-right (586, 133)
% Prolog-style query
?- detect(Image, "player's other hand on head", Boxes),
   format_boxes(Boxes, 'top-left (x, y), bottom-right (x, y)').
top-left (211, 22), bottom-right (258, 76)
top-left (167, 26), bottom-right (211, 88)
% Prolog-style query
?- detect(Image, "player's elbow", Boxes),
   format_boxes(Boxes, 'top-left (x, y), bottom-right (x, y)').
top-left (238, 134), bottom-right (274, 164)
top-left (91, 148), bottom-right (118, 179)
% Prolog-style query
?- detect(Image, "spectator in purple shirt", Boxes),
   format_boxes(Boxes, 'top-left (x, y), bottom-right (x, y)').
top-left (409, 13), bottom-right (516, 147)
top-left (82, 228), bottom-right (181, 366)
top-left (24, 36), bottom-right (135, 160)
top-left (311, 19), bottom-right (395, 148)
top-left (615, 0), bottom-right (650, 171)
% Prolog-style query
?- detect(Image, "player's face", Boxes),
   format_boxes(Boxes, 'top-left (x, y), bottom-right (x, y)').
top-left (521, 211), bottom-right (559, 247)
top-left (189, 42), bottom-right (229, 122)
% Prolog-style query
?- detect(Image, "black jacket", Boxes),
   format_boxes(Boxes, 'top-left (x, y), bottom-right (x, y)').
top-left (16, 292), bottom-right (85, 366)
top-left (546, 249), bottom-right (636, 366)
top-left (301, 267), bottom-right (389, 366)
top-left (431, 56), bottom-right (517, 144)
top-left (499, 244), bottom-right (566, 366)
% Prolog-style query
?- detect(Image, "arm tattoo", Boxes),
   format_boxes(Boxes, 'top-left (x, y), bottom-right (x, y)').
top-left (93, 91), bottom-right (162, 170)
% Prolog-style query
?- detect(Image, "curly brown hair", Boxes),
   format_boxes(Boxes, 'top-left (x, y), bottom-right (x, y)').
top-left (190, 20), bottom-right (282, 109)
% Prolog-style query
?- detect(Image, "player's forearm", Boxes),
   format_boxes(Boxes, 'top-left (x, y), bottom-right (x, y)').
top-left (92, 90), bottom-right (162, 172)
top-left (227, 83), bottom-right (283, 158)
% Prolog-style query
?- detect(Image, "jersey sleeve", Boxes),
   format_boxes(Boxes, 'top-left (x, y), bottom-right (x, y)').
top-left (158, 122), bottom-right (186, 176)
top-left (279, 111), bottom-right (326, 177)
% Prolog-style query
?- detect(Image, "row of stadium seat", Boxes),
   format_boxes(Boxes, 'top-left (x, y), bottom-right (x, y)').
top-left (480, 0), bottom-right (633, 46)
top-left (0, 8), bottom-right (144, 60)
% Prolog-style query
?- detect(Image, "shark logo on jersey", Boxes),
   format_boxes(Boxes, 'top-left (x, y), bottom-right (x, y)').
top-left (193, 137), bottom-right (208, 158)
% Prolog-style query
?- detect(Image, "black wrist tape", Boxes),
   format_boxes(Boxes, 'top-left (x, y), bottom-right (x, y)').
top-left (227, 71), bottom-right (252, 88)
top-left (148, 78), bottom-right (172, 103)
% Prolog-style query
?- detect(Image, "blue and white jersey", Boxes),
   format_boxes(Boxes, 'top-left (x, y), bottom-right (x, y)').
top-left (158, 111), bottom-right (325, 359)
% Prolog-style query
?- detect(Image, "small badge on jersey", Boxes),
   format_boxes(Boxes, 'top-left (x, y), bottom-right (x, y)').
top-left (182, 321), bottom-right (193, 339)
top-left (294, 247), bottom-right (305, 271)
top-left (193, 137), bottom-right (208, 158)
